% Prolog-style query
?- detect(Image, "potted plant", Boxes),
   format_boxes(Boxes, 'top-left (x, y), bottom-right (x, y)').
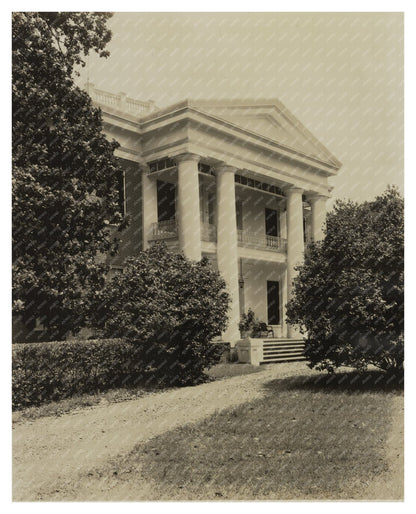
top-left (238, 308), bottom-right (256, 338)
top-left (239, 309), bottom-right (270, 338)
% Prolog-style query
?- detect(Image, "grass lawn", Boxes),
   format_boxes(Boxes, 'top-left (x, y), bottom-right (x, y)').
top-left (94, 369), bottom-right (403, 500)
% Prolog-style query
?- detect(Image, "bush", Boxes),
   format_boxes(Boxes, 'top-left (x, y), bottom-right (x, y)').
top-left (12, 339), bottom-right (145, 410)
top-left (89, 243), bottom-right (230, 386)
top-left (286, 188), bottom-right (404, 373)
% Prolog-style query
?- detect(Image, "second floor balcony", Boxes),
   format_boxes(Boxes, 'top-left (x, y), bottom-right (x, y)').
top-left (149, 221), bottom-right (287, 253)
top-left (237, 230), bottom-right (287, 253)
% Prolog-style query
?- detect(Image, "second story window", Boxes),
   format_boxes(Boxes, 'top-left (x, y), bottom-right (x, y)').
top-left (265, 208), bottom-right (280, 237)
top-left (117, 169), bottom-right (125, 216)
top-left (157, 180), bottom-right (176, 222)
top-left (236, 201), bottom-right (243, 230)
top-left (208, 192), bottom-right (216, 225)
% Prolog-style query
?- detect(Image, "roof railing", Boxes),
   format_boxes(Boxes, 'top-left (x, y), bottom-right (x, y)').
top-left (85, 82), bottom-right (158, 117)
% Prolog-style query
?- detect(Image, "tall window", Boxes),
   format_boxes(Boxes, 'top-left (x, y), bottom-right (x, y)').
top-left (117, 169), bottom-right (125, 216)
top-left (157, 180), bottom-right (176, 222)
top-left (236, 200), bottom-right (243, 230)
top-left (265, 208), bottom-right (279, 237)
top-left (208, 192), bottom-right (216, 225)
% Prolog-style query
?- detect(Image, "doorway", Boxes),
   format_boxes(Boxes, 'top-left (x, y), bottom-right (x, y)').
top-left (267, 280), bottom-right (280, 325)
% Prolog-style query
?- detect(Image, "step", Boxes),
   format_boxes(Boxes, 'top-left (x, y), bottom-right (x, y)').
top-left (261, 355), bottom-right (307, 363)
top-left (263, 347), bottom-right (305, 354)
top-left (263, 337), bottom-right (305, 343)
top-left (263, 343), bottom-right (305, 350)
top-left (263, 353), bottom-right (305, 360)
top-left (263, 341), bottom-right (305, 346)
top-left (263, 349), bottom-right (305, 356)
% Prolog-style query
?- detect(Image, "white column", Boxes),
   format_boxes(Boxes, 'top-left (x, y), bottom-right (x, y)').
top-left (280, 268), bottom-right (288, 339)
top-left (141, 165), bottom-right (158, 250)
top-left (309, 194), bottom-right (328, 241)
top-left (175, 153), bottom-right (202, 261)
top-left (285, 187), bottom-right (304, 338)
top-left (216, 165), bottom-right (241, 344)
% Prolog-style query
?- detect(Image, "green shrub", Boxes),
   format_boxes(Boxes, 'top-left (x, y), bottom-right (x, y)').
top-left (89, 243), bottom-right (230, 386)
top-left (286, 188), bottom-right (404, 373)
top-left (12, 339), bottom-right (145, 410)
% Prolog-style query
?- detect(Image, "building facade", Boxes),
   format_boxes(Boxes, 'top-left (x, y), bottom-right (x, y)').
top-left (89, 84), bottom-right (341, 346)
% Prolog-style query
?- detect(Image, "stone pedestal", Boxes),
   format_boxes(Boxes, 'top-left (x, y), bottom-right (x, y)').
top-left (236, 338), bottom-right (264, 366)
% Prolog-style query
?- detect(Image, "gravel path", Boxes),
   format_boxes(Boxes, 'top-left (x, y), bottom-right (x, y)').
top-left (13, 362), bottom-right (313, 501)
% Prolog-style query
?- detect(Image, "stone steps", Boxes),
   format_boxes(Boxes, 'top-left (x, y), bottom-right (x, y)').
top-left (261, 339), bottom-right (306, 363)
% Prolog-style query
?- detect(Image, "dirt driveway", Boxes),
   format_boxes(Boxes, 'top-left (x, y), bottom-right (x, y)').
top-left (12, 362), bottom-right (403, 501)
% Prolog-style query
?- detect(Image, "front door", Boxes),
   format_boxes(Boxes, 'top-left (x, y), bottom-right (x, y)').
top-left (267, 280), bottom-right (280, 325)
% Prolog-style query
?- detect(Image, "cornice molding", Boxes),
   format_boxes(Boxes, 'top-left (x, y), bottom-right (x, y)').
top-left (139, 107), bottom-right (339, 175)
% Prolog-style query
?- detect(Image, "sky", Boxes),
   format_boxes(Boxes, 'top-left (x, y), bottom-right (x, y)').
top-left (76, 12), bottom-right (404, 206)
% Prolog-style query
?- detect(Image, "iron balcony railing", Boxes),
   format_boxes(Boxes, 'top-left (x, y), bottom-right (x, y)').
top-left (150, 219), bottom-right (178, 240)
top-left (237, 230), bottom-right (287, 253)
top-left (149, 221), bottom-right (287, 252)
top-left (150, 221), bottom-right (217, 242)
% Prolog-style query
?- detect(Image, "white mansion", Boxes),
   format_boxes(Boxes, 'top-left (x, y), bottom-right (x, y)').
top-left (89, 84), bottom-right (341, 350)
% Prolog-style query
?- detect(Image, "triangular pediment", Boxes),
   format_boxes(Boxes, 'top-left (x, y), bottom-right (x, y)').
top-left (188, 101), bottom-right (340, 167)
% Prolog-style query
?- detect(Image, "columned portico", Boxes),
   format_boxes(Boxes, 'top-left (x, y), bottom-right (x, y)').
top-left (285, 187), bottom-right (304, 338)
top-left (175, 153), bottom-right (202, 261)
top-left (309, 194), bottom-right (328, 241)
top-left (94, 91), bottom-right (341, 354)
top-left (216, 164), bottom-right (241, 344)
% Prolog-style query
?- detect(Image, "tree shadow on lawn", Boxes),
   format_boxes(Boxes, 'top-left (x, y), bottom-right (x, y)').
top-left (263, 368), bottom-right (404, 395)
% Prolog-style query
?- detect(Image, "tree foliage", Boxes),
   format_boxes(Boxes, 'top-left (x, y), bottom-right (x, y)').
top-left (286, 188), bottom-right (404, 373)
top-left (12, 12), bottom-right (125, 340)
top-left (90, 243), bottom-right (231, 386)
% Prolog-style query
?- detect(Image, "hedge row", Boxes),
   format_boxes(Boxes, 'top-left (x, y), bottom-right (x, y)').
top-left (12, 338), bottom-right (146, 410)
top-left (12, 339), bottom-right (231, 410)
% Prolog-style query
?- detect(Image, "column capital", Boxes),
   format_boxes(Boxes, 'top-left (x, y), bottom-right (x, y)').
top-left (138, 162), bottom-right (150, 174)
top-left (215, 163), bottom-right (238, 175)
top-left (284, 186), bottom-right (304, 196)
top-left (174, 153), bottom-right (200, 164)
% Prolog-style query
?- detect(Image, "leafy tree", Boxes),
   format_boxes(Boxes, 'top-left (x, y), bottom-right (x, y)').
top-left (90, 243), bottom-right (231, 386)
top-left (12, 12), bottom-right (126, 340)
top-left (286, 188), bottom-right (404, 373)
